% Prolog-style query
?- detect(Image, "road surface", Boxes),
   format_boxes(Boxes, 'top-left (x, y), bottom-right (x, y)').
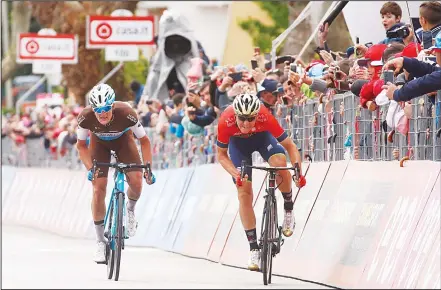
top-left (2, 225), bottom-right (333, 289)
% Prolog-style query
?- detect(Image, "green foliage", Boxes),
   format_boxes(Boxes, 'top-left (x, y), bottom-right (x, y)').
top-left (122, 50), bottom-right (149, 88)
top-left (238, 1), bottom-right (289, 54)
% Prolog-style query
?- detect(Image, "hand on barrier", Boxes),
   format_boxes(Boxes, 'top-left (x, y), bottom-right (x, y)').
top-left (144, 171), bottom-right (156, 185)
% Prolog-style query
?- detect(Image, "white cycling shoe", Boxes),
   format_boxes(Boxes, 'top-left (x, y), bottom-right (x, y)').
top-left (282, 210), bottom-right (295, 237)
top-left (247, 249), bottom-right (261, 271)
top-left (127, 208), bottom-right (138, 237)
top-left (93, 241), bottom-right (106, 264)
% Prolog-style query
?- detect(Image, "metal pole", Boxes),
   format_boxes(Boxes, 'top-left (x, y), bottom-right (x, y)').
top-left (84, 61), bottom-right (124, 105)
top-left (295, 1), bottom-right (338, 65)
top-left (15, 75), bottom-right (47, 116)
top-left (271, 1), bottom-right (315, 70)
top-left (2, 1), bottom-right (13, 108)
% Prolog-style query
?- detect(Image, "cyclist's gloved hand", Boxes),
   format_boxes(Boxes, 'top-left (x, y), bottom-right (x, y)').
top-left (235, 173), bottom-right (248, 187)
top-left (144, 171), bottom-right (156, 185)
top-left (297, 175), bottom-right (306, 188)
top-left (87, 168), bottom-right (94, 181)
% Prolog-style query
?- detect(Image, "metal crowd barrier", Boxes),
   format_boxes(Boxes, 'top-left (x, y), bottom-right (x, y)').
top-left (2, 92), bottom-right (440, 170)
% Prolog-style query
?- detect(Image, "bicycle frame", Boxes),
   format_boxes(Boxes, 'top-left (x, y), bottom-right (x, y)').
top-left (104, 169), bottom-right (126, 249)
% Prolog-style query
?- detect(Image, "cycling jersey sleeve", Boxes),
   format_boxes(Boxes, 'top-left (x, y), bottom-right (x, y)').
top-left (130, 121), bottom-right (146, 139)
top-left (77, 126), bottom-right (89, 140)
top-left (216, 123), bottom-right (229, 148)
top-left (266, 113), bottom-right (288, 142)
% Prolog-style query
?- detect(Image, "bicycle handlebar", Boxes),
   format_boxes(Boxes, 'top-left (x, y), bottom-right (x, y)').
top-left (92, 160), bottom-right (153, 179)
top-left (239, 160), bottom-right (301, 181)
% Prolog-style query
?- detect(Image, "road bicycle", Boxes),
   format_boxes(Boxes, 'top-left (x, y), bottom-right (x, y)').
top-left (92, 159), bottom-right (152, 281)
top-left (240, 160), bottom-right (301, 285)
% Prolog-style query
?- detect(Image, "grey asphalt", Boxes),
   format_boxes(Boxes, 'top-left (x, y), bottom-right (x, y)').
top-left (2, 225), bottom-right (332, 289)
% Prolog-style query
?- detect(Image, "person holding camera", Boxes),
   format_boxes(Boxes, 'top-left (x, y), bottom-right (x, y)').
top-left (378, 2), bottom-right (408, 45)
top-left (382, 31), bottom-right (441, 102)
top-left (415, 1), bottom-right (441, 49)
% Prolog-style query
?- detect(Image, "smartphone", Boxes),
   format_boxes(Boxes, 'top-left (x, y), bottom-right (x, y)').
top-left (382, 70), bottom-right (395, 84)
top-left (290, 63), bottom-right (297, 73)
top-left (229, 72), bottom-right (243, 82)
top-left (264, 53), bottom-right (271, 61)
top-left (254, 47), bottom-right (261, 55)
top-left (356, 36), bottom-right (360, 45)
top-left (251, 60), bottom-right (258, 70)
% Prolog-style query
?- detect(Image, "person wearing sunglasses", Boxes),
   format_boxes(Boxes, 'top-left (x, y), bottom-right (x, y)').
top-left (216, 93), bottom-right (306, 271)
top-left (75, 83), bottom-right (156, 264)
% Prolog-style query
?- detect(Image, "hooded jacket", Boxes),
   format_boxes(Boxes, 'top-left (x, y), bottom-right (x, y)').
top-left (143, 10), bottom-right (199, 102)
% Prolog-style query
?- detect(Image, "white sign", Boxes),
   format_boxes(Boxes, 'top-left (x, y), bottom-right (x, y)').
top-left (32, 61), bottom-right (62, 74)
top-left (86, 15), bottom-right (155, 48)
top-left (105, 46), bottom-right (139, 61)
top-left (17, 33), bottom-right (78, 64)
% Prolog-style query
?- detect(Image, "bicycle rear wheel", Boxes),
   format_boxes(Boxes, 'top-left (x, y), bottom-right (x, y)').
top-left (106, 204), bottom-right (115, 280)
top-left (261, 195), bottom-right (275, 285)
top-left (113, 192), bottom-right (124, 281)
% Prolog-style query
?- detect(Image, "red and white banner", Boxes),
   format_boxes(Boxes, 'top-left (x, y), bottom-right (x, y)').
top-left (16, 33), bottom-right (78, 64)
top-left (86, 15), bottom-right (155, 48)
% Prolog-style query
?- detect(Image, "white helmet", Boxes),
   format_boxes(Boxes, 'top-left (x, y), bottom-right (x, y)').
top-left (88, 84), bottom-right (115, 108)
top-left (233, 93), bottom-right (261, 116)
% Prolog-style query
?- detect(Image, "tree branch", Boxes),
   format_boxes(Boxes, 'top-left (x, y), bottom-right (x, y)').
top-left (1, 1), bottom-right (32, 82)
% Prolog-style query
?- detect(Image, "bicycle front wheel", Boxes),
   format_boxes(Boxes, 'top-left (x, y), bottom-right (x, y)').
top-left (261, 195), bottom-right (275, 285)
top-left (113, 192), bottom-right (124, 281)
top-left (106, 204), bottom-right (115, 280)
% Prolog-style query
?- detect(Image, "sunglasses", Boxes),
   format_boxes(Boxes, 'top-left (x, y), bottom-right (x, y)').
top-left (93, 105), bottom-right (112, 114)
top-left (237, 115), bottom-right (256, 122)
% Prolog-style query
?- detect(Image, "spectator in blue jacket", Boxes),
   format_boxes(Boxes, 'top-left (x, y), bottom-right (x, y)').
top-left (382, 55), bottom-right (441, 102)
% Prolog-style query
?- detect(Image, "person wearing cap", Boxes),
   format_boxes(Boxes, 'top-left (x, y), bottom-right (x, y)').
top-left (357, 44), bottom-right (388, 110)
top-left (382, 31), bottom-right (441, 102)
top-left (257, 78), bottom-right (279, 110)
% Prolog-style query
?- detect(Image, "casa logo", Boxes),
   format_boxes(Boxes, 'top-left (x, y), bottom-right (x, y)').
top-left (127, 114), bottom-right (137, 123)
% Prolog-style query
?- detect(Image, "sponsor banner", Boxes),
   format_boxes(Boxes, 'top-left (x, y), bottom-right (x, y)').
top-left (392, 174), bottom-right (440, 289)
top-left (285, 160), bottom-right (352, 283)
top-left (127, 167), bottom-right (194, 248)
top-left (1, 166), bottom-right (17, 205)
top-left (218, 167), bottom-right (267, 267)
top-left (358, 161), bottom-right (440, 288)
top-left (416, 230), bottom-right (440, 289)
top-left (172, 164), bottom-right (236, 259)
top-left (272, 162), bottom-right (330, 276)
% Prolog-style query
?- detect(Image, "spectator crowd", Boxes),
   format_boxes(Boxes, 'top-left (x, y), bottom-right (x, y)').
top-left (2, 1), bottom-right (441, 168)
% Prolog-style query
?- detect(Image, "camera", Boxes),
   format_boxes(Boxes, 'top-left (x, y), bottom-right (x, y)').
top-left (386, 26), bottom-right (410, 39)
top-left (382, 70), bottom-right (395, 84)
